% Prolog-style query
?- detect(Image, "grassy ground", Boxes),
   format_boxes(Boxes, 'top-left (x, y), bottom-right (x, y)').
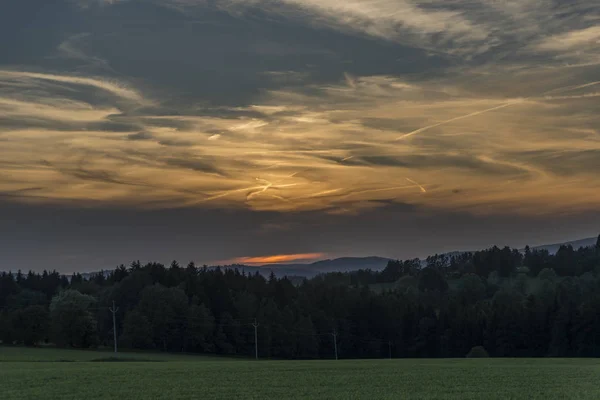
top-left (2, 347), bottom-right (600, 399)
top-left (0, 346), bottom-right (226, 362)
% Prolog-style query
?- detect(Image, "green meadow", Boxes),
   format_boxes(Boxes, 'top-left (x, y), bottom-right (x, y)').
top-left (2, 347), bottom-right (600, 399)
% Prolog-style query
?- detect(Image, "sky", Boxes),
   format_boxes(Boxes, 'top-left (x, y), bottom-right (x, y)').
top-left (1, 0), bottom-right (600, 273)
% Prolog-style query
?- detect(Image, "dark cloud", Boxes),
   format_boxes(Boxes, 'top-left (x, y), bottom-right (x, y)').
top-left (0, 0), bottom-right (448, 109)
top-left (88, 120), bottom-right (142, 132)
top-left (360, 118), bottom-right (424, 133)
top-left (157, 139), bottom-right (194, 147)
top-left (127, 131), bottom-right (154, 141)
top-left (0, 1), bottom-right (79, 66)
top-left (0, 116), bottom-right (140, 133)
top-left (137, 117), bottom-right (196, 131)
top-left (163, 157), bottom-right (227, 176)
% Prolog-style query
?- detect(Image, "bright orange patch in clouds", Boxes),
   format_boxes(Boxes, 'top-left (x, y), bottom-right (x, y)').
top-left (231, 253), bottom-right (325, 265)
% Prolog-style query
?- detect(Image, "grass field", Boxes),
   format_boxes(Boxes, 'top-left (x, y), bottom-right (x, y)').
top-left (2, 347), bottom-right (600, 399)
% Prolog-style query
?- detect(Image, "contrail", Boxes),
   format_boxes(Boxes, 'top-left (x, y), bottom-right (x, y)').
top-left (274, 183), bottom-right (302, 189)
top-left (197, 185), bottom-right (266, 203)
top-left (344, 72), bottom-right (357, 89)
top-left (541, 92), bottom-right (600, 101)
top-left (244, 149), bottom-right (336, 155)
top-left (267, 194), bottom-right (290, 202)
top-left (396, 101), bottom-right (521, 140)
top-left (341, 156), bottom-right (354, 162)
top-left (406, 178), bottom-right (427, 193)
top-left (246, 178), bottom-right (272, 201)
top-left (395, 80), bottom-right (600, 141)
top-left (344, 184), bottom-right (419, 197)
top-left (543, 81), bottom-right (600, 95)
top-left (288, 169), bottom-right (311, 178)
top-left (197, 179), bottom-right (299, 204)
top-left (247, 179), bottom-right (300, 201)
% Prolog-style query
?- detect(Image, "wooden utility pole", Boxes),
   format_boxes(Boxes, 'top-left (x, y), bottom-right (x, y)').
top-left (252, 319), bottom-right (259, 360)
top-left (332, 330), bottom-right (338, 360)
top-left (109, 301), bottom-right (119, 353)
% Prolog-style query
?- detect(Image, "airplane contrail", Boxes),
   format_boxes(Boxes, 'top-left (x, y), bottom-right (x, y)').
top-left (246, 178), bottom-right (272, 200)
top-left (406, 178), bottom-right (427, 193)
top-left (395, 101), bottom-right (521, 140)
top-left (343, 184), bottom-right (420, 197)
top-left (288, 169), bottom-right (311, 178)
top-left (243, 149), bottom-right (336, 155)
top-left (344, 72), bottom-right (357, 89)
top-left (247, 179), bottom-right (300, 201)
top-left (395, 80), bottom-right (600, 141)
top-left (267, 194), bottom-right (290, 202)
top-left (197, 185), bottom-right (266, 203)
top-left (341, 156), bottom-right (354, 162)
top-left (541, 92), bottom-right (600, 101)
top-left (543, 81), bottom-right (600, 95)
top-left (197, 179), bottom-right (300, 204)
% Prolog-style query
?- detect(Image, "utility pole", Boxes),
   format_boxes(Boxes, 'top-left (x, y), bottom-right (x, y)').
top-left (109, 301), bottom-right (119, 354)
top-left (388, 340), bottom-right (392, 360)
top-left (332, 330), bottom-right (338, 360)
top-left (252, 318), bottom-right (259, 360)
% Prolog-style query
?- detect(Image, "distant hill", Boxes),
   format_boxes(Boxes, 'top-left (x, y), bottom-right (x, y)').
top-left (426, 237), bottom-right (598, 259)
top-left (74, 256), bottom-right (391, 281)
top-left (529, 237), bottom-right (598, 254)
top-left (270, 256), bottom-right (391, 272)
top-left (72, 237), bottom-right (599, 280)
top-left (221, 256), bottom-right (391, 279)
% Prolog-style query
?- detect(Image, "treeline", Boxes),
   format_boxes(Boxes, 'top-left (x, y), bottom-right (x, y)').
top-left (1, 236), bottom-right (600, 359)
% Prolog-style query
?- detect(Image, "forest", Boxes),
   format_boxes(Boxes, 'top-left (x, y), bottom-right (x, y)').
top-left (1, 235), bottom-right (600, 359)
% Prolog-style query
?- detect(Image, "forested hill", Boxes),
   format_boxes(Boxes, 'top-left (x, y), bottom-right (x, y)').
top-left (1, 235), bottom-right (600, 359)
top-left (529, 237), bottom-right (598, 255)
top-left (77, 237), bottom-right (599, 280)
top-left (75, 256), bottom-right (391, 281)
top-left (221, 256), bottom-right (392, 278)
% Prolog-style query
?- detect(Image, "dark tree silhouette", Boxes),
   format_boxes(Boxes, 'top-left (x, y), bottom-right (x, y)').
top-left (1, 235), bottom-right (600, 358)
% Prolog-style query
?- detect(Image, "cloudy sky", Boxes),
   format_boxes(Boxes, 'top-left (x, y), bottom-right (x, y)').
top-left (1, 0), bottom-right (600, 272)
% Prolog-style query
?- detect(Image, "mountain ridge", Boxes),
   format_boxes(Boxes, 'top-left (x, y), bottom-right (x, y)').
top-left (71, 235), bottom-right (598, 280)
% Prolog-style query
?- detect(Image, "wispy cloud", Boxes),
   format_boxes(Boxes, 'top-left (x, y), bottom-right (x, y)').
top-left (2, 63), bottom-right (600, 215)
top-left (0, 70), bottom-right (144, 103)
top-left (1, 0), bottom-right (600, 218)
top-left (535, 26), bottom-right (600, 52)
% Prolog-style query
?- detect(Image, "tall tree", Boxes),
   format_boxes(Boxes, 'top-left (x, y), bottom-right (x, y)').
top-left (121, 309), bottom-right (153, 349)
top-left (11, 305), bottom-right (49, 346)
top-left (49, 290), bottom-right (97, 348)
top-left (136, 284), bottom-right (189, 351)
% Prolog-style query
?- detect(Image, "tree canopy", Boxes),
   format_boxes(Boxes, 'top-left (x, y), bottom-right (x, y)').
top-left (1, 239), bottom-right (600, 358)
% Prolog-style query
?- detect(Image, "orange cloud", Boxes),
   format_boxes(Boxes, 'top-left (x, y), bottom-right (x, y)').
top-left (229, 253), bottom-right (325, 265)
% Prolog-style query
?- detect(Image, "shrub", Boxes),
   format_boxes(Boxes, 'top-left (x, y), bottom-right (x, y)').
top-left (466, 346), bottom-right (489, 358)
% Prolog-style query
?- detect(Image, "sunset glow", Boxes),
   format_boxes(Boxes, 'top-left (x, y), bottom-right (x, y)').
top-left (229, 253), bottom-right (326, 265)
top-left (1, 0), bottom-right (599, 271)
